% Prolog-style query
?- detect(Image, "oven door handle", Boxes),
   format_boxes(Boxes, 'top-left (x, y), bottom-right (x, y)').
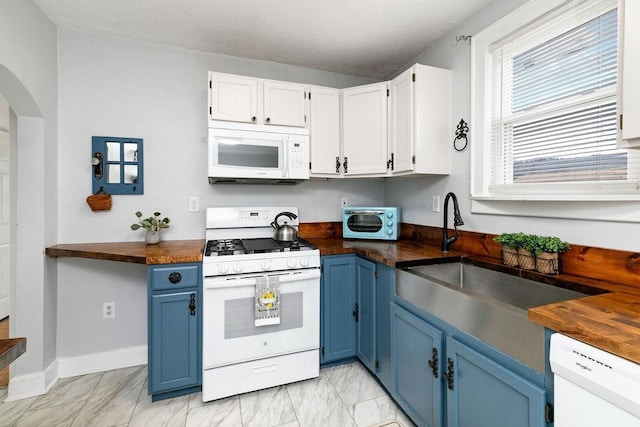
top-left (204, 268), bottom-right (320, 289)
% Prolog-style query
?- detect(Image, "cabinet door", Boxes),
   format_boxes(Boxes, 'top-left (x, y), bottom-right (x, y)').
top-left (390, 67), bottom-right (415, 174)
top-left (149, 291), bottom-right (200, 395)
top-left (310, 86), bottom-right (341, 176)
top-left (391, 304), bottom-right (444, 427)
top-left (445, 337), bottom-right (546, 427)
top-left (209, 72), bottom-right (258, 123)
top-left (342, 83), bottom-right (388, 176)
top-left (263, 80), bottom-right (307, 127)
top-left (321, 255), bottom-right (357, 364)
top-left (619, 0), bottom-right (640, 147)
top-left (356, 257), bottom-right (376, 372)
top-left (375, 263), bottom-right (395, 391)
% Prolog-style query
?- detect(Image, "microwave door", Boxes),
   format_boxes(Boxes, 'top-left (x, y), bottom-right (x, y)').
top-left (210, 132), bottom-right (285, 178)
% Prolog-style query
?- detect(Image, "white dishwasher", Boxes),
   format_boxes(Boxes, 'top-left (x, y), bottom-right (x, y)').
top-left (550, 333), bottom-right (640, 426)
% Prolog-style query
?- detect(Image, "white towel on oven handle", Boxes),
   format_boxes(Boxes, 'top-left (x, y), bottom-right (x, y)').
top-left (255, 275), bottom-right (280, 326)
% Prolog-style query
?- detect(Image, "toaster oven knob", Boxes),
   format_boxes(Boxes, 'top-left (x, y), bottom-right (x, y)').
top-left (233, 263), bottom-right (243, 273)
top-left (386, 211), bottom-right (393, 218)
top-left (260, 260), bottom-right (272, 271)
top-left (387, 220), bottom-right (393, 227)
top-left (287, 258), bottom-right (298, 268)
top-left (387, 229), bottom-right (393, 235)
top-left (300, 257), bottom-right (310, 267)
top-left (217, 263), bottom-right (229, 274)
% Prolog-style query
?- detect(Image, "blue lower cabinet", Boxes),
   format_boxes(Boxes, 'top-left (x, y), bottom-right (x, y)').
top-left (375, 263), bottom-right (394, 391)
top-left (391, 303), bottom-right (444, 427)
top-left (321, 255), bottom-right (357, 364)
top-left (356, 257), bottom-right (377, 372)
top-left (445, 337), bottom-right (546, 427)
top-left (148, 263), bottom-right (202, 401)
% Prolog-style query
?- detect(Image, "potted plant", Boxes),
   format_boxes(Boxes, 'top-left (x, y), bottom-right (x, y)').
top-left (516, 234), bottom-right (539, 270)
top-left (494, 232), bottom-right (527, 267)
top-left (131, 211), bottom-right (170, 244)
top-left (533, 236), bottom-right (570, 274)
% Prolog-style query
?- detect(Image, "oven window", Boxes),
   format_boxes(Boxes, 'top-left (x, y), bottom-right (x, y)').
top-left (347, 214), bottom-right (383, 233)
top-left (224, 292), bottom-right (303, 339)
top-left (218, 141), bottom-right (279, 168)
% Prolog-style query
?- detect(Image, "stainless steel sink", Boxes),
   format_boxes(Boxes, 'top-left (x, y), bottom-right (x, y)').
top-left (397, 262), bottom-right (591, 373)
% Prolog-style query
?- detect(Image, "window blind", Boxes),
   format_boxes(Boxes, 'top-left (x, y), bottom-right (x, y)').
top-left (488, 1), bottom-right (638, 189)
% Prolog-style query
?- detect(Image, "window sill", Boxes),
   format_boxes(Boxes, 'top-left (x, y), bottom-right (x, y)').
top-left (470, 196), bottom-right (640, 223)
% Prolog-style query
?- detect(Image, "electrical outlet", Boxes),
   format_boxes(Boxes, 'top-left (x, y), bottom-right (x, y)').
top-left (188, 196), bottom-right (199, 213)
top-left (341, 197), bottom-right (348, 207)
top-left (432, 196), bottom-right (441, 213)
top-left (103, 302), bottom-right (115, 319)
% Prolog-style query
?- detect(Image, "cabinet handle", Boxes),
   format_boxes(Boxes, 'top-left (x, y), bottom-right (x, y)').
top-left (189, 293), bottom-right (196, 316)
top-left (168, 272), bottom-right (182, 284)
top-left (352, 303), bottom-right (359, 322)
top-left (251, 116), bottom-right (257, 122)
top-left (443, 357), bottom-right (454, 390)
top-left (265, 117), bottom-right (271, 123)
top-left (335, 156), bottom-right (341, 173)
top-left (427, 347), bottom-right (439, 378)
top-left (343, 157), bottom-right (348, 174)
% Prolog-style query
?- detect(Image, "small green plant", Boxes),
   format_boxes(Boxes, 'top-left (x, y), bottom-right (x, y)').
top-left (533, 236), bottom-right (570, 255)
top-left (131, 211), bottom-right (170, 232)
top-left (494, 232), bottom-right (528, 249)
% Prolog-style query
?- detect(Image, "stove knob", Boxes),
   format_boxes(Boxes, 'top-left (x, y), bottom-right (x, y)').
top-left (300, 257), bottom-right (310, 267)
top-left (217, 263), bottom-right (229, 274)
top-left (233, 263), bottom-right (243, 273)
top-left (260, 260), bottom-right (272, 271)
top-left (287, 258), bottom-right (298, 268)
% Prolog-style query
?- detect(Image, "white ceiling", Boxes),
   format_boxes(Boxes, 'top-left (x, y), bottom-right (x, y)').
top-left (32, 0), bottom-right (494, 79)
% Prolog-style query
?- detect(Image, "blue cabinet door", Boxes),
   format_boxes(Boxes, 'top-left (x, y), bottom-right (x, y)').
top-left (391, 303), bottom-right (444, 427)
top-left (445, 337), bottom-right (546, 427)
top-left (356, 257), bottom-right (377, 372)
top-left (375, 263), bottom-right (394, 391)
top-left (321, 255), bottom-right (357, 364)
top-left (149, 291), bottom-right (199, 395)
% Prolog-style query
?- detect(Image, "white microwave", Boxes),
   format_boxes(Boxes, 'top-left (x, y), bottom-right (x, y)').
top-left (208, 123), bottom-right (310, 184)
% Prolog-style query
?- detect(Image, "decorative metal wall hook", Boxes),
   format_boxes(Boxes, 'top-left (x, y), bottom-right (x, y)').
top-left (456, 35), bottom-right (472, 43)
top-left (453, 119), bottom-right (469, 152)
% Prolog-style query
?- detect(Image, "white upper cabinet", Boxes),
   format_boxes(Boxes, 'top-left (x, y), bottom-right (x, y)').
top-left (209, 73), bottom-right (258, 124)
top-left (209, 72), bottom-right (307, 128)
top-left (309, 86), bottom-right (341, 177)
top-left (618, 0), bottom-right (640, 148)
top-left (263, 81), bottom-right (307, 127)
top-left (389, 64), bottom-right (451, 176)
top-left (341, 82), bottom-right (389, 176)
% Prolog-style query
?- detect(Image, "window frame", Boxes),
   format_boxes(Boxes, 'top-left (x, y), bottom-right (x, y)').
top-left (470, 0), bottom-right (640, 222)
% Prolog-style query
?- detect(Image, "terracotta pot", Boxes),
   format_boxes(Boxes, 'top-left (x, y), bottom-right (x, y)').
top-left (517, 248), bottom-right (536, 270)
top-left (501, 246), bottom-right (519, 267)
top-left (536, 252), bottom-right (559, 274)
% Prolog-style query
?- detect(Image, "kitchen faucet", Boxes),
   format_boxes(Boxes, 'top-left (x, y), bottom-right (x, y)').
top-left (441, 192), bottom-right (464, 252)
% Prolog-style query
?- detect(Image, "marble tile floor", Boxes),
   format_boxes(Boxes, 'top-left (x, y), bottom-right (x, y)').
top-left (0, 361), bottom-right (415, 427)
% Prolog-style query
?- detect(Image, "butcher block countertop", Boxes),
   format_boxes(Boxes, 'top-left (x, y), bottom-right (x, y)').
top-left (45, 234), bottom-right (640, 365)
top-left (45, 240), bottom-right (205, 264)
top-left (0, 338), bottom-right (26, 370)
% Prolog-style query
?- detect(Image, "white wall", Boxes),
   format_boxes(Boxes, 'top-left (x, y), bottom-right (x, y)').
top-left (384, 0), bottom-right (640, 252)
top-left (56, 28), bottom-right (383, 360)
top-left (0, 0), bottom-right (58, 399)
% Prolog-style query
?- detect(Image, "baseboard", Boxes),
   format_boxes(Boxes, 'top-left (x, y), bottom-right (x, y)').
top-left (6, 359), bottom-right (58, 402)
top-left (57, 345), bottom-right (147, 378)
top-left (5, 346), bottom-right (148, 402)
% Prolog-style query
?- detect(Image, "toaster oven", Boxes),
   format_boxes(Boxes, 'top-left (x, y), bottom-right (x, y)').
top-left (342, 207), bottom-right (401, 240)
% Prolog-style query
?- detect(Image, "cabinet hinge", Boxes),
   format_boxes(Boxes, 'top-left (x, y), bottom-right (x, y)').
top-left (309, 161), bottom-right (312, 170)
top-left (321, 346), bottom-right (325, 357)
top-left (545, 403), bottom-right (554, 423)
top-left (209, 106), bottom-right (212, 115)
top-left (320, 264), bottom-right (324, 273)
top-left (386, 88), bottom-right (390, 97)
top-left (304, 114), bottom-right (307, 123)
top-left (304, 91), bottom-right (307, 99)
top-left (412, 155), bottom-right (416, 164)
top-left (620, 114), bottom-right (624, 130)
top-left (309, 92), bottom-right (311, 100)
top-left (375, 360), bottom-right (379, 370)
top-left (209, 80), bottom-right (212, 89)
top-left (412, 73), bottom-right (416, 82)
top-left (375, 270), bottom-right (379, 278)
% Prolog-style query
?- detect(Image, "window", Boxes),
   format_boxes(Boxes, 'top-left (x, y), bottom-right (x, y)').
top-left (472, 0), bottom-right (640, 201)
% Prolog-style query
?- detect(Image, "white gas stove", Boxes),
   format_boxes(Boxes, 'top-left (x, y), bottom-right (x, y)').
top-left (202, 206), bottom-right (320, 402)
